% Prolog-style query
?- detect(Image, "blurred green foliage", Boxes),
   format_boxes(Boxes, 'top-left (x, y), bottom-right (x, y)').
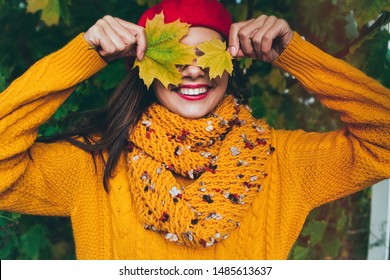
top-left (0, 0), bottom-right (389, 259)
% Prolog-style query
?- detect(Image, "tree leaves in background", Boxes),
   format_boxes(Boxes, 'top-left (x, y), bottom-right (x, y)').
top-left (346, 30), bottom-right (390, 88)
top-left (301, 220), bottom-right (328, 246)
top-left (342, 0), bottom-right (390, 28)
top-left (0, 212), bottom-right (20, 259)
top-left (26, 0), bottom-right (61, 26)
top-left (1, 0), bottom-right (388, 260)
top-left (19, 224), bottom-right (50, 259)
top-left (0, 66), bottom-right (9, 92)
top-left (0, 212), bottom-right (74, 259)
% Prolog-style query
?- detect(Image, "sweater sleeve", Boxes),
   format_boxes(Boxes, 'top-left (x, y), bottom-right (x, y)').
top-left (271, 32), bottom-right (390, 210)
top-left (0, 34), bottom-right (107, 216)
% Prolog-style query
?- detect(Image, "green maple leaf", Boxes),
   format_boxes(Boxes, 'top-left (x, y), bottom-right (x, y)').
top-left (134, 12), bottom-right (196, 89)
top-left (196, 38), bottom-right (233, 79)
top-left (26, 0), bottom-right (61, 26)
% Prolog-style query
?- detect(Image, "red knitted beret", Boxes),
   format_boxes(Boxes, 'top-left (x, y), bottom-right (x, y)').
top-left (138, 0), bottom-right (232, 39)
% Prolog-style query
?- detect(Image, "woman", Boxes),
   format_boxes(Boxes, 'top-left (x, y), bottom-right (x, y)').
top-left (0, 0), bottom-right (389, 259)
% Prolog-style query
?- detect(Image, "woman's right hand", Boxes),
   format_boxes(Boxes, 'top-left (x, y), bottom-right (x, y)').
top-left (84, 15), bottom-right (146, 62)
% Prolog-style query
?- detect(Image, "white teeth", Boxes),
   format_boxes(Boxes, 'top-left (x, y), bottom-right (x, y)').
top-left (177, 87), bottom-right (208, 96)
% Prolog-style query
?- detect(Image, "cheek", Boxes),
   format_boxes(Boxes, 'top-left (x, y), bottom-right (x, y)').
top-left (152, 81), bottom-right (164, 95)
top-left (214, 73), bottom-right (229, 93)
top-left (153, 82), bottom-right (170, 103)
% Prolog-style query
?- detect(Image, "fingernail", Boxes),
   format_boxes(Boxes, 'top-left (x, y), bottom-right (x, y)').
top-left (230, 46), bottom-right (237, 56)
top-left (139, 52), bottom-right (145, 61)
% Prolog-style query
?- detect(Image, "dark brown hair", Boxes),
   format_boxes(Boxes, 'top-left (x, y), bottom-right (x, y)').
top-left (38, 67), bottom-right (156, 192)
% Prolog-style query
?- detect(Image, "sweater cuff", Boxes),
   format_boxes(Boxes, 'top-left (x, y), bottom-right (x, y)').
top-left (49, 33), bottom-right (107, 84)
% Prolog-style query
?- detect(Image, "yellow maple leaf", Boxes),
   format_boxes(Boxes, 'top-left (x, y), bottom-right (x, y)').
top-left (134, 12), bottom-right (196, 89)
top-left (26, 0), bottom-right (61, 26)
top-left (196, 38), bottom-right (233, 79)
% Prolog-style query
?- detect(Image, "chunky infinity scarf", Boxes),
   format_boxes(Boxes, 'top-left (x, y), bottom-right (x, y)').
top-left (127, 95), bottom-right (273, 248)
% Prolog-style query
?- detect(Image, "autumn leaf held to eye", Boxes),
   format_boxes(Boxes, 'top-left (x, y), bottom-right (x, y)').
top-left (133, 12), bottom-right (196, 89)
top-left (196, 38), bottom-right (233, 79)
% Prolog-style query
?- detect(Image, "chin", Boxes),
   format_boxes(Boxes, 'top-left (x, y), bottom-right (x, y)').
top-left (171, 105), bottom-right (212, 119)
top-left (178, 111), bottom-right (209, 119)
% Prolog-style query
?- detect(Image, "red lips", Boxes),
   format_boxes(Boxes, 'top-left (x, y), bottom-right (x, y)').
top-left (173, 84), bottom-right (212, 101)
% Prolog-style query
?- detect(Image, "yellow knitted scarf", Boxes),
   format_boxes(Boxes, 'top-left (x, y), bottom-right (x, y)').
top-left (127, 95), bottom-right (272, 247)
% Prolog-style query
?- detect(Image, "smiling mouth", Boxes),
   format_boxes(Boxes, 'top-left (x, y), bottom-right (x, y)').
top-left (175, 87), bottom-right (208, 96)
top-left (172, 84), bottom-right (212, 98)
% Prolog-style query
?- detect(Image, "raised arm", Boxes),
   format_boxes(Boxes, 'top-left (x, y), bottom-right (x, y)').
top-left (228, 14), bottom-right (389, 210)
top-left (0, 16), bottom-right (146, 215)
top-left (0, 34), bottom-right (106, 215)
top-left (272, 33), bottom-right (390, 209)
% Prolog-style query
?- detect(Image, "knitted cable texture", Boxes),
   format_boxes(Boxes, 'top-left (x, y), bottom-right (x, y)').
top-left (127, 95), bottom-right (273, 247)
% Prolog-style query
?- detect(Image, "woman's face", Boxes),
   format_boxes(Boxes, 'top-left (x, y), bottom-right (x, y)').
top-left (153, 27), bottom-right (229, 119)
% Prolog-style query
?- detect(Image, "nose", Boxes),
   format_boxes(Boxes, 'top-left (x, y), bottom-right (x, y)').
top-left (180, 63), bottom-right (206, 79)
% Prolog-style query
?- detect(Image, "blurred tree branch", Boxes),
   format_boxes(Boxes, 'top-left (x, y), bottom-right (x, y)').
top-left (335, 11), bottom-right (390, 58)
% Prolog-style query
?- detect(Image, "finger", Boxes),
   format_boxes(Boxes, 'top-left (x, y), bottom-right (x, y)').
top-left (85, 24), bottom-right (117, 57)
top-left (103, 17), bottom-right (144, 60)
top-left (98, 17), bottom-right (129, 54)
top-left (106, 16), bottom-right (145, 59)
top-left (115, 17), bottom-right (147, 61)
top-left (237, 15), bottom-right (268, 58)
top-left (250, 16), bottom-right (278, 58)
top-left (96, 31), bottom-right (117, 57)
top-left (228, 19), bottom-right (253, 57)
top-left (103, 16), bottom-right (135, 43)
top-left (259, 19), bottom-right (293, 62)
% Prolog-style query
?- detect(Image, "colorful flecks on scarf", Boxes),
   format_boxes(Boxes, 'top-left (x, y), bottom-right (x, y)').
top-left (127, 95), bottom-right (274, 248)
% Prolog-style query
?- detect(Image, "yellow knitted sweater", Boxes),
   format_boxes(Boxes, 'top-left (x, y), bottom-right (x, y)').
top-left (0, 33), bottom-right (389, 259)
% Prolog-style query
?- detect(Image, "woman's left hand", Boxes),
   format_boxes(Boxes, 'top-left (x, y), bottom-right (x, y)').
top-left (228, 15), bottom-right (294, 63)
